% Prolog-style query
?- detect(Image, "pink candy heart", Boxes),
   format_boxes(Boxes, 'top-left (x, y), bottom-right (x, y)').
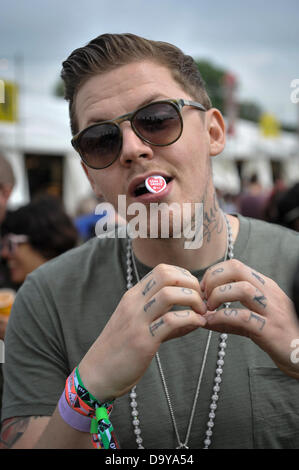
top-left (145, 175), bottom-right (167, 193)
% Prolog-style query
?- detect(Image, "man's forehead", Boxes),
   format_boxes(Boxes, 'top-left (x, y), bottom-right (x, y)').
top-left (74, 61), bottom-right (187, 129)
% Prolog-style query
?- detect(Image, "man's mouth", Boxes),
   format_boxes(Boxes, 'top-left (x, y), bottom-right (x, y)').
top-left (133, 176), bottom-right (172, 197)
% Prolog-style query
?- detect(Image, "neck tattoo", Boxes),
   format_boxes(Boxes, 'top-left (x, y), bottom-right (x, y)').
top-left (126, 212), bottom-right (234, 449)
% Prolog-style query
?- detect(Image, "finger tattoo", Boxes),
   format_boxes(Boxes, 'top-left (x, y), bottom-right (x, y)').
top-left (174, 266), bottom-right (192, 277)
top-left (245, 311), bottom-right (266, 331)
top-left (173, 310), bottom-right (191, 318)
top-left (181, 288), bottom-right (193, 295)
top-left (144, 298), bottom-right (156, 312)
top-left (251, 271), bottom-right (265, 285)
top-left (224, 308), bottom-right (239, 317)
top-left (149, 318), bottom-right (164, 337)
top-left (253, 289), bottom-right (267, 308)
top-left (219, 284), bottom-right (232, 292)
top-left (142, 278), bottom-right (156, 296)
top-left (212, 267), bottom-right (224, 275)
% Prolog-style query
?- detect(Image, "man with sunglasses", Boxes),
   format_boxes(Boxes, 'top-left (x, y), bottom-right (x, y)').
top-left (1, 33), bottom-right (299, 450)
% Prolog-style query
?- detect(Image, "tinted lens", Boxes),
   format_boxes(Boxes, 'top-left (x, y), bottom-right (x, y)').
top-left (133, 101), bottom-right (181, 145)
top-left (78, 123), bottom-right (121, 168)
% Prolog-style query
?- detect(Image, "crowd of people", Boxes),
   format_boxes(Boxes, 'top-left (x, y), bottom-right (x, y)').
top-left (0, 32), bottom-right (298, 449)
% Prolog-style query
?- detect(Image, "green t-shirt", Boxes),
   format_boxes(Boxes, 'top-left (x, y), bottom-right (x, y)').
top-left (1, 215), bottom-right (299, 448)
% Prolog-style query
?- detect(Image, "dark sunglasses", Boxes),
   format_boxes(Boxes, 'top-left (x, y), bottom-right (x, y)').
top-left (71, 98), bottom-right (207, 170)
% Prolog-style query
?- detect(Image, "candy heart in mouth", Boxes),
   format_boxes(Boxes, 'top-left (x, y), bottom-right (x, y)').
top-left (145, 175), bottom-right (167, 193)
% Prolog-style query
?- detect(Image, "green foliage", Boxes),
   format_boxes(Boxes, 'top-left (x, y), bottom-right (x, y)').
top-left (196, 60), bottom-right (226, 113)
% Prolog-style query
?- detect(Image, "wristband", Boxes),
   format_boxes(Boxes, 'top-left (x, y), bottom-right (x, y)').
top-left (63, 367), bottom-right (120, 449)
top-left (58, 390), bottom-right (91, 432)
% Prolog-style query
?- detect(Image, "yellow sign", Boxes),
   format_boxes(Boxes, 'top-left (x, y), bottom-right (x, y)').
top-left (0, 80), bottom-right (18, 122)
top-left (259, 112), bottom-right (280, 137)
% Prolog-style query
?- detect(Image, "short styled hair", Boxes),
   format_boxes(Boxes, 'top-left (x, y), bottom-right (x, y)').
top-left (61, 33), bottom-right (212, 135)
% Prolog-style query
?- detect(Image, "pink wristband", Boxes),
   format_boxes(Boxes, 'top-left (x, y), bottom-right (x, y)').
top-left (58, 391), bottom-right (91, 433)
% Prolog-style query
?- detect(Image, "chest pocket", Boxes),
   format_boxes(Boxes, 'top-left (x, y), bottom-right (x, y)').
top-left (249, 367), bottom-right (299, 449)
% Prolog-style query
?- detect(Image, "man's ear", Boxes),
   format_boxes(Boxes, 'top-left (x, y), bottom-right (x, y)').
top-left (81, 162), bottom-right (103, 198)
top-left (206, 108), bottom-right (226, 157)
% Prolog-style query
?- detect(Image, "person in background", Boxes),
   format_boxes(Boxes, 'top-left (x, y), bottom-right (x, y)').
top-left (1, 195), bottom-right (79, 287)
top-left (238, 173), bottom-right (268, 220)
top-left (266, 182), bottom-right (299, 232)
top-left (0, 153), bottom-right (15, 289)
top-left (0, 194), bottom-right (78, 429)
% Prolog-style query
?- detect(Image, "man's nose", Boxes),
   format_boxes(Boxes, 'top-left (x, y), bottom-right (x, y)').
top-left (119, 123), bottom-right (154, 166)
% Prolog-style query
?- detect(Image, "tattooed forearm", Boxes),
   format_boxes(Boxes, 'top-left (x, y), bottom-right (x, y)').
top-left (0, 416), bottom-right (31, 448)
top-left (149, 318), bottom-right (164, 337)
top-left (144, 298), bottom-right (156, 312)
top-left (142, 278), bottom-right (156, 296)
top-left (251, 271), bottom-right (265, 285)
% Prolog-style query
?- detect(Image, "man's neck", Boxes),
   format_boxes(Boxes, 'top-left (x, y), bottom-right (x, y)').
top-left (131, 194), bottom-right (239, 272)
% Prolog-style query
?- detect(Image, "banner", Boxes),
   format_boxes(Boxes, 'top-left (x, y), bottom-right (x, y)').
top-left (0, 79), bottom-right (18, 122)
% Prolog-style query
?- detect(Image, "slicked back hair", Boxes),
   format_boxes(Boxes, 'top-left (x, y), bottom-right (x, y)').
top-left (61, 33), bottom-right (212, 135)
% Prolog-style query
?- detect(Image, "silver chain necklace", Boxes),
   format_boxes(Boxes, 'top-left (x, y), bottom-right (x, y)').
top-left (126, 213), bottom-right (234, 449)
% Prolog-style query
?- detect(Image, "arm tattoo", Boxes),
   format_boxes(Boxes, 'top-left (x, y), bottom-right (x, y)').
top-left (251, 271), bottom-right (265, 285)
top-left (142, 278), bottom-right (156, 296)
top-left (144, 298), bottom-right (156, 312)
top-left (149, 318), bottom-right (164, 337)
top-left (0, 416), bottom-right (34, 448)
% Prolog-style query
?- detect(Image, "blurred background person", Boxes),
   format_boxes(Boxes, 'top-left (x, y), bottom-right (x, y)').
top-left (264, 182), bottom-right (299, 232)
top-left (0, 195), bottom-right (78, 428)
top-left (0, 152), bottom-right (15, 289)
top-left (0, 195), bottom-right (79, 288)
top-left (238, 173), bottom-right (268, 220)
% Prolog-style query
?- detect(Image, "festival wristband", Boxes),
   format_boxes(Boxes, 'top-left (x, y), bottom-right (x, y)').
top-left (64, 367), bottom-right (120, 449)
top-left (58, 390), bottom-right (91, 432)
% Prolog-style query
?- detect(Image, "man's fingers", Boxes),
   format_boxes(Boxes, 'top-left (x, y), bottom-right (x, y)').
top-left (138, 263), bottom-right (204, 300)
top-left (148, 309), bottom-right (207, 342)
top-left (143, 285), bottom-right (207, 321)
top-left (201, 259), bottom-right (270, 299)
top-left (203, 307), bottom-right (267, 339)
top-left (206, 281), bottom-right (269, 315)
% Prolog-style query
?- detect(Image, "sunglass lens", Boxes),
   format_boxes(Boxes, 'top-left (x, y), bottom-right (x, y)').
top-left (133, 102), bottom-right (181, 145)
top-left (79, 123), bottom-right (121, 168)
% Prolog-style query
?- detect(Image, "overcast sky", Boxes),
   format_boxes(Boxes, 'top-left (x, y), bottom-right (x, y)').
top-left (0, 0), bottom-right (298, 125)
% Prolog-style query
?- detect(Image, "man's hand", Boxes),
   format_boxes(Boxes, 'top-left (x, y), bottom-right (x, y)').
top-left (78, 263), bottom-right (208, 403)
top-left (200, 258), bottom-right (299, 379)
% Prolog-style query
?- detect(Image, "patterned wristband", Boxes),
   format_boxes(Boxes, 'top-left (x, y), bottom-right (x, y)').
top-left (58, 390), bottom-right (91, 432)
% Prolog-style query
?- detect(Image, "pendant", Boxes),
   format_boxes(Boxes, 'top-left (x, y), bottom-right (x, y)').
top-left (176, 443), bottom-right (189, 449)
